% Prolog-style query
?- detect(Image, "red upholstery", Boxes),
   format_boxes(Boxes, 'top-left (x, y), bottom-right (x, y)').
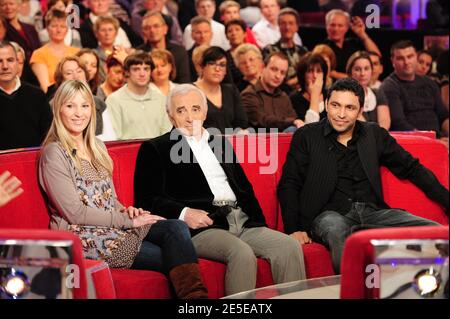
top-left (340, 226), bottom-right (449, 299)
top-left (0, 229), bottom-right (87, 299)
top-left (0, 132), bottom-right (448, 298)
top-left (84, 259), bottom-right (116, 299)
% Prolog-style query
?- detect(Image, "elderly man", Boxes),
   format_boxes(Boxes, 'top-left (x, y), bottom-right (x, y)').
top-left (134, 84), bottom-right (306, 296)
top-left (322, 9), bottom-right (381, 79)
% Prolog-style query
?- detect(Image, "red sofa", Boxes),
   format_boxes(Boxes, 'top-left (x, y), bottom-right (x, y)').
top-left (0, 133), bottom-right (448, 298)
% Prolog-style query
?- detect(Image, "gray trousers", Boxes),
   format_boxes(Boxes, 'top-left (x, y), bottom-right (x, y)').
top-left (192, 207), bottom-right (306, 296)
top-left (311, 202), bottom-right (440, 274)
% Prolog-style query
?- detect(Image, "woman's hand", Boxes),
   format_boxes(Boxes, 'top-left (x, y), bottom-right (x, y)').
top-left (121, 206), bottom-right (148, 219)
top-left (132, 213), bottom-right (166, 228)
top-left (0, 171), bottom-right (23, 207)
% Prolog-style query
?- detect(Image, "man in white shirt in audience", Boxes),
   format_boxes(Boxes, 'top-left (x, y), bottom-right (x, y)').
top-left (104, 51), bottom-right (172, 140)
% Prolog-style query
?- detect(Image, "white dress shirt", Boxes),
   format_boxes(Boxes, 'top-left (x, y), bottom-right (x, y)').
top-left (182, 20), bottom-right (231, 51)
top-left (252, 17), bottom-right (302, 48)
top-left (179, 129), bottom-right (237, 220)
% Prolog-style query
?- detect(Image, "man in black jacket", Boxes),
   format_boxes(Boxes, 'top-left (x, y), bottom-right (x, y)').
top-left (278, 78), bottom-right (449, 273)
top-left (134, 84), bottom-right (305, 296)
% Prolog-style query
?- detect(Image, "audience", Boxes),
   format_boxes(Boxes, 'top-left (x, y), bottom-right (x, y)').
top-left (149, 48), bottom-right (177, 96)
top-left (1, 0), bottom-right (41, 59)
top-left (0, 170), bottom-right (23, 207)
top-left (30, 9), bottom-right (78, 92)
top-left (137, 11), bottom-right (191, 84)
top-left (346, 51), bottom-right (391, 130)
top-left (76, 48), bottom-right (101, 94)
top-left (289, 53), bottom-right (328, 124)
top-left (278, 77), bottom-right (448, 273)
top-left (183, 0), bottom-right (230, 51)
top-left (219, 0), bottom-right (258, 47)
top-left (380, 40), bottom-right (448, 139)
top-left (252, 0), bottom-right (302, 49)
top-left (241, 52), bottom-right (303, 131)
top-left (233, 43), bottom-right (263, 92)
top-left (262, 7), bottom-right (308, 92)
top-left (38, 79), bottom-right (208, 299)
top-left (416, 50), bottom-right (433, 77)
top-left (0, 40), bottom-right (52, 151)
top-left (187, 16), bottom-right (212, 81)
top-left (368, 50), bottom-right (383, 89)
top-left (194, 46), bottom-right (248, 133)
top-left (96, 55), bottom-right (124, 101)
top-left (311, 44), bottom-right (336, 89)
top-left (134, 83), bottom-right (306, 296)
top-left (104, 51), bottom-right (172, 140)
top-left (322, 9), bottom-right (381, 79)
top-left (239, 0), bottom-right (261, 28)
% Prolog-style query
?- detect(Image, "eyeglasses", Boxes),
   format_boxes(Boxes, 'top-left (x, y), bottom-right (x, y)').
top-left (206, 61), bottom-right (227, 69)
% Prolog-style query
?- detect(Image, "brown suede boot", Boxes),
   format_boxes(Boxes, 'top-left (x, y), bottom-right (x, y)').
top-left (169, 263), bottom-right (209, 299)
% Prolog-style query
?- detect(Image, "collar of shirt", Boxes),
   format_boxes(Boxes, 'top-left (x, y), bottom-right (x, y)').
top-left (184, 128), bottom-right (210, 151)
top-left (124, 84), bottom-right (155, 101)
top-left (0, 77), bottom-right (21, 95)
top-left (324, 119), bottom-right (363, 142)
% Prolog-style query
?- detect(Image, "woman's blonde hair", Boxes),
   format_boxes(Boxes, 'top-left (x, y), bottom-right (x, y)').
top-left (149, 48), bottom-right (177, 81)
top-left (42, 80), bottom-right (113, 175)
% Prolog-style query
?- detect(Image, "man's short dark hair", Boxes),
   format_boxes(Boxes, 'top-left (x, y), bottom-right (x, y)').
top-left (225, 18), bottom-right (247, 34)
top-left (264, 51), bottom-right (289, 66)
top-left (327, 78), bottom-right (365, 109)
top-left (123, 51), bottom-right (154, 72)
top-left (390, 40), bottom-right (416, 57)
top-left (200, 46), bottom-right (227, 67)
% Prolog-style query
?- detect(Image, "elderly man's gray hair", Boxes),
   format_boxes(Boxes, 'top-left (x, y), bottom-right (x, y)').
top-left (166, 84), bottom-right (208, 114)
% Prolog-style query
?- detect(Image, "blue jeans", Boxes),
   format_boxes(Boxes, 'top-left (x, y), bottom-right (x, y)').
top-left (131, 219), bottom-right (198, 274)
top-left (310, 202), bottom-right (440, 274)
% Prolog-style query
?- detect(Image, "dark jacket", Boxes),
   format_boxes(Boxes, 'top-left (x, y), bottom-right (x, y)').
top-left (5, 21), bottom-right (41, 60)
top-left (134, 129), bottom-right (267, 237)
top-left (277, 119), bottom-right (449, 234)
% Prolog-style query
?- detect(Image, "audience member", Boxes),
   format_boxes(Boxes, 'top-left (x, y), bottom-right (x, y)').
top-left (104, 51), bottom-right (172, 140)
top-left (187, 16), bottom-right (212, 81)
top-left (425, 0), bottom-right (448, 30)
top-left (322, 9), bottom-right (381, 79)
top-left (252, 0), bottom-right (302, 49)
top-left (76, 48), bottom-right (101, 94)
top-left (346, 51), bottom-right (390, 130)
top-left (137, 11), bottom-right (191, 83)
top-left (233, 43), bottom-right (263, 91)
top-left (96, 55), bottom-right (124, 101)
top-left (0, 171), bottom-right (23, 207)
top-left (18, 0), bottom-right (42, 31)
top-left (289, 53), bottom-right (328, 124)
top-left (0, 40), bottom-right (52, 151)
top-left (149, 48), bottom-right (177, 96)
top-left (183, 0), bottom-right (230, 51)
top-left (312, 44), bottom-right (336, 89)
top-left (194, 46), bottom-right (248, 133)
top-left (79, 0), bottom-right (141, 49)
top-left (30, 9), bottom-right (78, 92)
top-left (278, 77), bottom-right (449, 273)
top-left (39, 79), bottom-right (208, 299)
top-left (224, 18), bottom-right (246, 86)
top-left (134, 83), bottom-right (306, 296)
top-left (241, 52), bottom-right (303, 131)
top-left (38, 0), bottom-right (82, 48)
top-left (380, 40), bottom-right (448, 138)
top-left (1, 0), bottom-right (41, 59)
top-left (10, 38), bottom-right (39, 85)
top-left (263, 7), bottom-right (308, 92)
top-left (416, 50), bottom-right (433, 77)
top-left (368, 50), bottom-right (383, 89)
top-left (131, 0), bottom-right (183, 45)
top-left (219, 0), bottom-right (257, 47)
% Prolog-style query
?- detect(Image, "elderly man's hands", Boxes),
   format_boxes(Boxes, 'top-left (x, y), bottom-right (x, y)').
top-left (184, 208), bottom-right (213, 229)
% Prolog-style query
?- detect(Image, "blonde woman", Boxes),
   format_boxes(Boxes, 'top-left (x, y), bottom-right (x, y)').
top-left (149, 49), bottom-right (177, 97)
top-left (233, 43), bottom-right (264, 92)
top-left (39, 80), bottom-right (207, 299)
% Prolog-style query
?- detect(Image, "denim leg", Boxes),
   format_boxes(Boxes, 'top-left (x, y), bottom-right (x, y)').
top-left (132, 219), bottom-right (198, 273)
top-left (311, 210), bottom-right (357, 274)
top-left (131, 240), bottom-right (164, 272)
top-left (360, 207), bottom-right (441, 228)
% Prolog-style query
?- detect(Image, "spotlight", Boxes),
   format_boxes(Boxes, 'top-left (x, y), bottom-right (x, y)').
top-left (1, 269), bottom-right (30, 299)
top-left (413, 267), bottom-right (441, 297)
